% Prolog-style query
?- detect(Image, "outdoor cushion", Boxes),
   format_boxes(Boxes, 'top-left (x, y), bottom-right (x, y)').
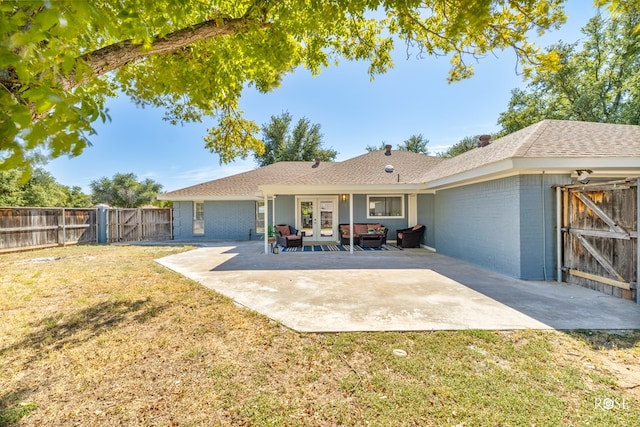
top-left (354, 224), bottom-right (368, 234)
top-left (286, 235), bottom-right (301, 240)
top-left (367, 223), bottom-right (382, 231)
top-left (276, 225), bottom-right (290, 236)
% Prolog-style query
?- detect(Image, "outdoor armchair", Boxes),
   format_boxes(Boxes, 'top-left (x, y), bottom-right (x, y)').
top-left (275, 224), bottom-right (304, 248)
top-left (395, 224), bottom-right (425, 248)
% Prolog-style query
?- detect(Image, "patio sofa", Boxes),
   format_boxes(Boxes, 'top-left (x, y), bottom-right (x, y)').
top-left (339, 223), bottom-right (388, 245)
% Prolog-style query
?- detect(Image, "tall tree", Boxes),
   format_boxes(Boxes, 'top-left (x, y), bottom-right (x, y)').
top-left (90, 173), bottom-right (163, 208)
top-left (498, 9), bottom-right (640, 134)
top-left (1, 1), bottom-right (568, 173)
top-left (365, 134), bottom-right (429, 153)
top-left (365, 142), bottom-right (389, 152)
top-left (0, 168), bottom-right (92, 207)
top-left (438, 134), bottom-right (499, 158)
top-left (255, 112), bottom-right (337, 166)
top-left (438, 135), bottom-right (480, 158)
top-left (398, 134), bottom-right (429, 154)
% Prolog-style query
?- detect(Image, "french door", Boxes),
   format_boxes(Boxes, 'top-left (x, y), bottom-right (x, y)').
top-left (297, 197), bottom-right (338, 242)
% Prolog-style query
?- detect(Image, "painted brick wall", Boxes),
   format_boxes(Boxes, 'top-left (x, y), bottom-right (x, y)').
top-left (172, 201), bottom-right (192, 240)
top-left (273, 195), bottom-right (295, 227)
top-left (417, 194), bottom-right (435, 247)
top-left (173, 200), bottom-right (257, 240)
top-left (435, 176), bottom-right (522, 278)
top-left (518, 174), bottom-right (571, 280)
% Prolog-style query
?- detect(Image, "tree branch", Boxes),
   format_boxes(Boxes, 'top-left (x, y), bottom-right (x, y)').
top-left (59, 16), bottom-right (264, 91)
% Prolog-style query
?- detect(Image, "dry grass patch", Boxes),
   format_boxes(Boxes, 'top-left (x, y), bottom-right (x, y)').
top-left (1, 245), bottom-right (639, 426)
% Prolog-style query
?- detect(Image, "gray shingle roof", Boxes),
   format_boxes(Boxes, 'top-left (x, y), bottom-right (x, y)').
top-left (275, 150), bottom-right (445, 185)
top-left (159, 162), bottom-right (315, 199)
top-left (423, 119), bottom-right (640, 182)
top-left (160, 120), bottom-right (640, 199)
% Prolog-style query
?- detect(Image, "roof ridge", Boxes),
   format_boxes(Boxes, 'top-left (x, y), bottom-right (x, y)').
top-left (514, 120), bottom-right (549, 157)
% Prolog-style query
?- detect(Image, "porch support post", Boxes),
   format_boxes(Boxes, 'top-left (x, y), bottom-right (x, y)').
top-left (272, 195), bottom-right (276, 228)
top-left (556, 186), bottom-right (562, 283)
top-left (349, 193), bottom-right (354, 254)
top-left (264, 192), bottom-right (269, 254)
top-left (637, 178), bottom-right (639, 304)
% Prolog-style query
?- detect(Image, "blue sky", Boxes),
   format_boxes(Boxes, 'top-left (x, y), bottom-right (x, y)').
top-left (46, 0), bottom-right (597, 193)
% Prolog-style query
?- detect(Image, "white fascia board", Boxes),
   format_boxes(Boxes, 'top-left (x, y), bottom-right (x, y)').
top-left (258, 183), bottom-right (426, 195)
top-left (426, 159), bottom-right (516, 189)
top-left (156, 195), bottom-right (260, 202)
top-left (426, 157), bottom-right (640, 190)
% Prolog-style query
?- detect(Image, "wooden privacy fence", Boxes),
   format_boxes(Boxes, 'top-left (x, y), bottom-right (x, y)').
top-left (560, 178), bottom-right (638, 301)
top-left (0, 207), bottom-right (172, 253)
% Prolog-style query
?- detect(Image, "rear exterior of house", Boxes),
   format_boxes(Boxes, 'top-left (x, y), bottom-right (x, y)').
top-left (159, 120), bottom-right (640, 295)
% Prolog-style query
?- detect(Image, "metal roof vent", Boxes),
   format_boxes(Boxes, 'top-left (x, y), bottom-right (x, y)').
top-left (384, 144), bottom-right (392, 156)
top-left (384, 164), bottom-right (394, 173)
top-left (312, 157), bottom-right (320, 168)
top-left (478, 134), bottom-right (491, 147)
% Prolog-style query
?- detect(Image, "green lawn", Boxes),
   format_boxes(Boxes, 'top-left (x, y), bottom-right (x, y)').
top-left (1, 245), bottom-right (639, 426)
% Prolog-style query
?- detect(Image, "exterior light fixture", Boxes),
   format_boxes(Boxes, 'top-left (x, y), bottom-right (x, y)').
top-left (341, 194), bottom-right (348, 202)
top-left (576, 169), bottom-right (592, 184)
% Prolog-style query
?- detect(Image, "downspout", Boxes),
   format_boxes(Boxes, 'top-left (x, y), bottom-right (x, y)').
top-left (272, 195), bottom-right (276, 228)
top-left (541, 172), bottom-right (547, 280)
top-left (556, 185), bottom-right (562, 283)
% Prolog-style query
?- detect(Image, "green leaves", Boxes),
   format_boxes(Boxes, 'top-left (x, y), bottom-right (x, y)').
top-left (204, 108), bottom-right (262, 164)
top-left (254, 111), bottom-right (337, 166)
top-left (1, 0), bottom-right (569, 172)
top-left (498, 8), bottom-right (640, 134)
top-left (89, 172), bottom-right (164, 207)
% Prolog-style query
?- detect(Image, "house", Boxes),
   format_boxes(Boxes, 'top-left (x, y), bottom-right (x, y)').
top-left (158, 119), bottom-right (640, 286)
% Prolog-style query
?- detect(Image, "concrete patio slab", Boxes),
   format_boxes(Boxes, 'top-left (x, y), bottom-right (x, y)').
top-left (155, 241), bottom-right (640, 333)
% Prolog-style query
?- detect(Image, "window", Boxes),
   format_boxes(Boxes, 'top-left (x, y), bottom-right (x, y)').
top-left (367, 195), bottom-right (404, 218)
top-left (256, 201), bottom-right (265, 235)
top-left (193, 201), bottom-right (204, 235)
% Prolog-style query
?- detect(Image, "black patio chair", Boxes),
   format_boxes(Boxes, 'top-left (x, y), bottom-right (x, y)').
top-left (275, 224), bottom-right (304, 248)
top-left (395, 224), bottom-right (425, 248)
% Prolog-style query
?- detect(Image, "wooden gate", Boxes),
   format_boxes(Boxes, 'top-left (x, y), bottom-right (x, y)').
top-left (105, 208), bottom-right (172, 243)
top-left (561, 178), bottom-right (638, 301)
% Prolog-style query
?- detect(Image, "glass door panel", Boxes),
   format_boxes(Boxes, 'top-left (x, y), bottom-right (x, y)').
top-left (297, 197), bottom-right (338, 242)
top-left (319, 200), bottom-right (334, 238)
top-left (299, 200), bottom-right (314, 238)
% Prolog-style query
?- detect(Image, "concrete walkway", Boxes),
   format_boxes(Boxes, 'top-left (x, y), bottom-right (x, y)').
top-left (155, 241), bottom-right (640, 332)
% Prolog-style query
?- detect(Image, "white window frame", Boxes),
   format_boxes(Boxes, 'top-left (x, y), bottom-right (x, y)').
top-left (366, 195), bottom-right (404, 219)
top-left (192, 201), bottom-right (204, 235)
top-left (256, 201), bottom-right (265, 235)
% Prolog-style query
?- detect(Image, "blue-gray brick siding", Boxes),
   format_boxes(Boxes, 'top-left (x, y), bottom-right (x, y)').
top-left (434, 174), bottom-right (570, 280)
top-left (273, 195), bottom-right (296, 227)
top-left (172, 200), bottom-right (259, 240)
top-left (417, 193), bottom-right (435, 248)
top-left (518, 174), bottom-right (571, 280)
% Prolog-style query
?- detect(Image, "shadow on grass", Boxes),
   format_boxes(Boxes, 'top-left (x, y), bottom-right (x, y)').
top-left (567, 330), bottom-right (640, 350)
top-left (0, 299), bottom-right (167, 362)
